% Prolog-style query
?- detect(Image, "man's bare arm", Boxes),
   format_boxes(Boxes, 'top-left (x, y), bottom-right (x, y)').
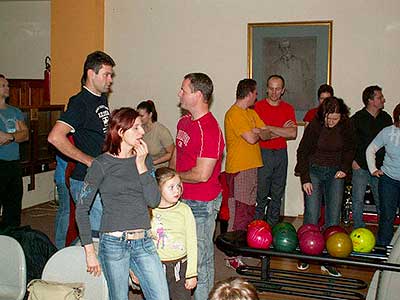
top-left (257, 127), bottom-right (276, 140)
top-left (14, 120), bottom-right (29, 142)
top-left (241, 130), bottom-right (260, 144)
top-left (265, 120), bottom-right (297, 140)
top-left (268, 126), bottom-right (297, 140)
top-left (178, 157), bottom-right (217, 183)
top-left (48, 122), bottom-right (94, 167)
top-left (153, 144), bottom-right (175, 166)
top-left (0, 120), bottom-right (29, 145)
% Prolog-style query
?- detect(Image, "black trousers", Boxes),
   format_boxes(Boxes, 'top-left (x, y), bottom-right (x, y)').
top-left (163, 258), bottom-right (191, 300)
top-left (0, 160), bottom-right (23, 228)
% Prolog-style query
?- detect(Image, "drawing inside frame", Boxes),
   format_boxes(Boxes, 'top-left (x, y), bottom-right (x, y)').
top-left (248, 21), bottom-right (332, 122)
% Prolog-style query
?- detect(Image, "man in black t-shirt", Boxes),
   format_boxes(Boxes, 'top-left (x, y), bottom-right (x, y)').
top-left (351, 85), bottom-right (392, 229)
top-left (48, 51), bottom-right (115, 242)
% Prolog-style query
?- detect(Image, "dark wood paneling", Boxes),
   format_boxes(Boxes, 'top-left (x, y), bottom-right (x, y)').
top-left (6, 78), bottom-right (64, 190)
top-left (8, 79), bottom-right (49, 107)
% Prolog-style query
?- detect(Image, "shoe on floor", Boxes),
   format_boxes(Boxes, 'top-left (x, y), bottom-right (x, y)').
top-left (321, 265), bottom-right (342, 277)
top-left (225, 257), bottom-right (246, 270)
top-left (297, 261), bottom-right (310, 271)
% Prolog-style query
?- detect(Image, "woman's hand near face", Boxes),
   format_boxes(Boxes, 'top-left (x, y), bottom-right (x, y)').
top-left (135, 139), bottom-right (149, 174)
top-left (302, 182), bottom-right (313, 196)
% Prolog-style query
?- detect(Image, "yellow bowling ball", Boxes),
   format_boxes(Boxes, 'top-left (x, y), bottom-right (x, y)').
top-left (350, 228), bottom-right (376, 253)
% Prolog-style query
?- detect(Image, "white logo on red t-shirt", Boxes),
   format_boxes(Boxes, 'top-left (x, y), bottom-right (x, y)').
top-left (177, 129), bottom-right (190, 147)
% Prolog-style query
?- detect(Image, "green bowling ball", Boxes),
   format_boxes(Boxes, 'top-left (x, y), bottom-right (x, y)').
top-left (273, 229), bottom-right (298, 253)
top-left (272, 222), bottom-right (296, 236)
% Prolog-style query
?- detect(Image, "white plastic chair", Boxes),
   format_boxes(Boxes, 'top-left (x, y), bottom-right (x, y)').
top-left (367, 227), bottom-right (400, 300)
top-left (41, 246), bottom-right (108, 300)
top-left (0, 235), bottom-right (26, 300)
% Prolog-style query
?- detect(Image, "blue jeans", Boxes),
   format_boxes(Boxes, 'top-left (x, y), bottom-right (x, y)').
top-left (99, 232), bottom-right (169, 300)
top-left (70, 178), bottom-right (103, 233)
top-left (304, 165), bottom-right (344, 228)
top-left (351, 167), bottom-right (380, 229)
top-left (255, 148), bottom-right (288, 226)
top-left (54, 155), bottom-right (69, 249)
top-left (183, 194), bottom-right (222, 300)
top-left (377, 174), bottom-right (400, 246)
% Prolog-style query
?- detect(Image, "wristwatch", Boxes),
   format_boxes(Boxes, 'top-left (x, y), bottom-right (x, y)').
top-left (9, 134), bottom-right (15, 142)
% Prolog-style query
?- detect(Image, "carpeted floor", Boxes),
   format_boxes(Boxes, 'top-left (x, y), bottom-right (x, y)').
top-left (20, 201), bottom-right (376, 299)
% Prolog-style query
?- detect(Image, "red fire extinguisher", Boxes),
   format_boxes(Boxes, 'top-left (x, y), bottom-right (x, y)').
top-left (44, 56), bottom-right (51, 103)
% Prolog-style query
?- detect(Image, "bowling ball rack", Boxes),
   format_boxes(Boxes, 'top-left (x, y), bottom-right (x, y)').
top-left (217, 231), bottom-right (400, 300)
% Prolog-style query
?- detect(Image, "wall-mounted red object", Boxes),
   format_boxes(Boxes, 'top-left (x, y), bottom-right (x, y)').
top-left (43, 56), bottom-right (51, 103)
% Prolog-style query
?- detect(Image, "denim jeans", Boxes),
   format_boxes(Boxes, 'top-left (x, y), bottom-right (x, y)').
top-left (377, 174), bottom-right (400, 246)
top-left (70, 178), bottom-right (103, 233)
top-left (351, 167), bottom-right (380, 229)
top-left (304, 164), bottom-right (344, 228)
top-left (255, 148), bottom-right (288, 226)
top-left (183, 194), bottom-right (222, 300)
top-left (54, 155), bottom-right (69, 249)
top-left (99, 232), bottom-right (169, 300)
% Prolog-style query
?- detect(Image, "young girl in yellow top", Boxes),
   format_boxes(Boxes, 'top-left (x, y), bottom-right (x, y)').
top-left (152, 167), bottom-right (197, 300)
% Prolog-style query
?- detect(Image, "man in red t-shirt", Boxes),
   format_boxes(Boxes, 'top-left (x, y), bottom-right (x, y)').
top-left (169, 73), bottom-right (225, 300)
top-left (303, 84), bottom-right (334, 126)
top-left (254, 75), bottom-right (297, 226)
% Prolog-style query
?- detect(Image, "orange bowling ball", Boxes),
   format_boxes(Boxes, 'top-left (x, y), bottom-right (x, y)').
top-left (326, 232), bottom-right (353, 258)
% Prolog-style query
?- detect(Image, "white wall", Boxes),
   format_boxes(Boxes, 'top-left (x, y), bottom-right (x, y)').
top-left (0, 0), bottom-right (53, 208)
top-left (22, 171), bottom-right (55, 209)
top-left (105, 0), bottom-right (400, 216)
top-left (0, 0), bottom-right (50, 79)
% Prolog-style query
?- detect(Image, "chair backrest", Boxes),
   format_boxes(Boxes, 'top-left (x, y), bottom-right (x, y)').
top-left (0, 235), bottom-right (26, 300)
top-left (41, 246), bottom-right (108, 300)
top-left (367, 227), bottom-right (400, 300)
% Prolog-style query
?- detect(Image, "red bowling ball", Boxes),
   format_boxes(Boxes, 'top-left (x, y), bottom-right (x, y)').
top-left (297, 223), bottom-right (320, 239)
top-left (324, 225), bottom-right (347, 241)
top-left (299, 230), bottom-right (325, 255)
top-left (248, 219), bottom-right (271, 232)
top-left (247, 225), bottom-right (273, 249)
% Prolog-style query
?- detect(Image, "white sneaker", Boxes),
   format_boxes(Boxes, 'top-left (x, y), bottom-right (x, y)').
top-left (321, 265), bottom-right (342, 277)
top-left (225, 257), bottom-right (246, 270)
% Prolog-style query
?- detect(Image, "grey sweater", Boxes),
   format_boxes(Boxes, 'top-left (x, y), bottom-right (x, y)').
top-left (75, 153), bottom-right (160, 245)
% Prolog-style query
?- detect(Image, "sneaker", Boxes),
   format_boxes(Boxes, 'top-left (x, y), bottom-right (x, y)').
top-left (321, 265), bottom-right (342, 277)
top-left (297, 261), bottom-right (310, 271)
top-left (128, 270), bottom-right (141, 290)
top-left (225, 257), bottom-right (246, 270)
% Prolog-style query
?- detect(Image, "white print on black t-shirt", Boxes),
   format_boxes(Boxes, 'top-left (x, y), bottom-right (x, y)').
top-left (96, 105), bottom-right (110, 134)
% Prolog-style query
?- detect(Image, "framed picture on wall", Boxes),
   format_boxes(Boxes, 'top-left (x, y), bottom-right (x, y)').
top-left (248, 21), bottom-right (332, 122)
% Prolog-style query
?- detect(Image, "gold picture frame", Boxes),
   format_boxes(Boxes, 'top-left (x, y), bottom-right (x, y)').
top-left (248, 21), bottom-right (333, 122)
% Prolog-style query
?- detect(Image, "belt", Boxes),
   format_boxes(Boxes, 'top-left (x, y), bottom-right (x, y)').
top-left (162, 256), bottom-right (187, 264)
top-left (105, 229), bottom-right (151, 240)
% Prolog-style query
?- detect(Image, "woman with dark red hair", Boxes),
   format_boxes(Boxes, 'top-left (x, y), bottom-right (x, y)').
top-left (75, 107), bottom-right (169, 300)
top-left (367, 103), bottom-right (400, 246)
top-left (295, 97), bottom-right (355, 277)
